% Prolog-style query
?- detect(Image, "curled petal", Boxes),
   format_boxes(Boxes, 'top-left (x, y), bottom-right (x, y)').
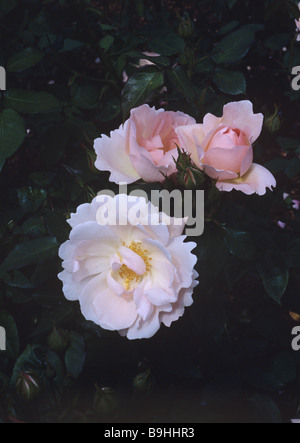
top-left (94, 128), bottom-right (140, 184)
top-left (221, 101), bottom-right (263, 143)
top-left (217, 163), bottom-right (276, 195)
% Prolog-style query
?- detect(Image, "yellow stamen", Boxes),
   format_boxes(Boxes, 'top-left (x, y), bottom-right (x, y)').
top-left (119, 242), bottom-right (152, 291)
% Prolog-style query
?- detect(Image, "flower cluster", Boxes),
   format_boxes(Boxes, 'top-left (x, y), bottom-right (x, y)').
top-left (95, 101), bottom-right (276, 196)
top-left (59, 101), bottom-right (276, 340)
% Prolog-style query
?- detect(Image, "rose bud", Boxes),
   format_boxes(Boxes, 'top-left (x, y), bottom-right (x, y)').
top-left (47, 326), bottom-right (70, 353)
top-left (16, 371), bottom-right (43, 402)
top-left (178, 14), bottom-right (194, 39)
top-left (93, 387), bottom-right (121, 418)
top-left (133, 369), bottom-right (155, 395)
top-left (265, 106), bottom-right (281, 133)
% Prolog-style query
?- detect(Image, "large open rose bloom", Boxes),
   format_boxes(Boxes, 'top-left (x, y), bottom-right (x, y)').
top-left (94, 105), bottom-right (196, 184)
top-left (58, 194), bottom-right (198, 340)
top-left (176, 101), bottom-right (276, 195)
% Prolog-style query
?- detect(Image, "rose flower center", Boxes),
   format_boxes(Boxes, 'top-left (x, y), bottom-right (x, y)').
top-left (119, 241), bottom-right (152, 291)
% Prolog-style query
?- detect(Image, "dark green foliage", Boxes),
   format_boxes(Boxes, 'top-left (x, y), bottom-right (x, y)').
top-left (0, 0), bottom-right (300, 424)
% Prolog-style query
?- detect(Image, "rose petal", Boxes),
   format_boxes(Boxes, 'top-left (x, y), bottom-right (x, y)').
top-left (221, 101), bottom-right (263, 143)
top-left (204, 145), bottom-right (250, 174)
top-left (204, 165), bottom-right (238, 181)
top-left (94, 127), bottom-right (140, 184)
top-left (217, 163), bottom-right (276, 195)
top-left (119, 245), bottom-right (147, 276)
top-left (176, 124), bottom-right (205, 167)
top-left (80, 274), bottom-right (138, 330)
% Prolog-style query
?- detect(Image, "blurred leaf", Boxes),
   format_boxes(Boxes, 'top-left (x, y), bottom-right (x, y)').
top-left (41, 126), bottom-right (69, 167)
top-left (122, 68), bottom-right (164, 118)
top-left (71, 84), bottom-right (99, 110)
top-left (0, 109), bottom-right (26, 170)
top-left (4, 90), bottom-right (61, 114)
top-left (5, 270), bottom-right (35, 289)
top-left (257, 251), bottom-right (289, 304)
top-left (149, 31), bottom-right (185, 56)
top-left (97, 98), bottom-right (121, 122)
top-left (224, 228), bottom-right (256, 261)
top-left (272, 353), bottom-right (297, 386)
top-left (65, 332), bottom-right (86, 379)
top-left (226, 0), bottom-right (238, 9)
top-left (18, 187), bottom-right (47, 213)
top-left (31, 260), bottom-right (59, 287)
top-left (29, 304), bottom-right (74, 338)
top-left (0, 0), bottom-right (18, 16)
top-left (99, 35), bottom-right (114, 51)
top-left (276, 137), bottom-right (300, 151)
top-left (7, 48), bottom-right (44, 73)
top-left (22, 216), bottom-right (47, 238)
top-left (0, 310), bottom-right (19, 360)
top-left (167, 66), bottom-right (196, 104)
top-left (264, 33), bottom-right (290, 50)
top-left (212, 29), bottom-right (255, 64)
top-left (0, 237), bottom-right (58, 272)
top-left (218, 20), bottom-right (239, 35)
top-left (201, 373), bottom-right (242, 406)
top-left (249, 394), bottom-right (281, 423)
top-left (61, 39), bottom-right (85, 52)
top-left (285, 239), bottom-right (300, 267)
top-left (213, 69), bottom-right (246, 95)
top-left (45, 209), bottom-right (70, 243)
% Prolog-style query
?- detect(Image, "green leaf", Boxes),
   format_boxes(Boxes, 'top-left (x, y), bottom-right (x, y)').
top-left (7, 48), bottom-right (44, 73)
top-left (22, 216), bottom-right (47, 238)
top-left (226, 0), bottom-right (238, 9)
top-left (0, 0), bottom-right (18, 16)
top-left (218, 20), bottom-right (239, 36)
top-left (257, 250), bottom-right (289, 304)
top-left (45, 209), bottom-right (70, 243)
top-left (213, 69), bottom-right (246, 95)
top-left (0, 310), bottom-right (19, 360)
top-left (61, 39), bottom-right (85, 52)
top-left (122, 68), bottom-right (164, 118)
top-left (285, 239), bottom-right (300, 267)
top-left (0, 237), bottom-right (58, 272)
top-left (4, 89), bottom-right (60, 114)
top-left (264, 34), bottom-right (290, 51)
top-left (149, 31), bottom-right (185, 56)
top-left (99, 35), bottom-right (114, 51)
top-left (249, 394), bottom-right (281, 423)
top-left (0, 109), bottom-right (26, 170)
top-left (272, 353), bottom-right (297, 386)
top-left (71, 84), bottom-right (99, 110)
top-left (5, 270), bottom-right (35, 289)
top-left (167, 66), bottom-right (196, 104)
top-left (224, 228), bottom-right (256, 261)
top-left (41, 126), bottom-right (69, 167)
top-left (29, 304), bottom-right (74, 338)
top-left (65, 332), bottom-right (86, 379)
top-left (18, 187), bottom-right (47, 213)
top-left (212, 29), bottom-right (255, 64)
top-left (276, 137), bottom-right (300, 151)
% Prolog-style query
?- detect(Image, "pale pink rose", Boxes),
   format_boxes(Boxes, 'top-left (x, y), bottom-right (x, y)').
top-left (176, 101), bottom-right (276, 195)
top-left (58, 194), bottom-right (198, 340)
top-left (94, 105), bottom-right (196, 184)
